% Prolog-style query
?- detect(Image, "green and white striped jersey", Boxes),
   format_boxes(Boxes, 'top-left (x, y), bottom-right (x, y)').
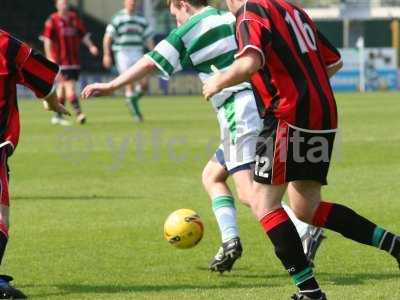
top-left (146, 6), bottom-right (251, 110)
top-left (106, 9), bottom-right (153, 52)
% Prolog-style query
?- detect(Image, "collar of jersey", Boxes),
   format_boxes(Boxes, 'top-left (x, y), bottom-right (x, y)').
top-left (188, 6), bottom-right (213, 20)
top-left (122, 8), bottom-right (134, 16)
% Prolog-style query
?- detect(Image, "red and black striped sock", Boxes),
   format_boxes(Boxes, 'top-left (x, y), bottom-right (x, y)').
top-left (313, 202), bottom-right (400, 258)
top-left (260, 208), bottom-right (322, 298)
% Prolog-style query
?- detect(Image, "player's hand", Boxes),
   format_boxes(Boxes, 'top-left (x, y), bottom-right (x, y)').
top-left (89, 45), bottom-right (99, 56)
top-left (81, 82), bottom-right (114, 99)
top-left (43, 96), bottom-right (71, 116)
top-left (103, 55), bottom-right (113, 69)
top-left (203, 65), bottom-right (223, 101)
top-left (203, 76), bottom-right (223, 101)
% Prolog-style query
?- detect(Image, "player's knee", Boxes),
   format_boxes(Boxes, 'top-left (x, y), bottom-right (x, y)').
top-left (291, 206), bottom-right (313, 223)
top-left (202, 164), bottom-right (226, 191)
top-left (201, 166), bottom-right (216, 190)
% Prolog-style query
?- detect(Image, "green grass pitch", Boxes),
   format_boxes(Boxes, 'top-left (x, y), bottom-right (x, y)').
top-left (4, 92), bottom-right (400, 299)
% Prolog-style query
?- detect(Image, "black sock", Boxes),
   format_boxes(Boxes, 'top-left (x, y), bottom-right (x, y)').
top-left (0, 231), bottom-right (8, 265)
top-left (69, 96), bottom-right (82, 115)
top-left (313, 202), bottom-right (400, 257)
top-left (260, 208), bottom-right (322, 298)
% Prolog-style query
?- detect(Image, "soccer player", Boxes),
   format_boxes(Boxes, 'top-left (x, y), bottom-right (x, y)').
top-left (81, 0), bottom-right (324, 273)
top-left (203, 0), bottom-right (400, 299)
top-left (42, 0), bottom-right (98, 125)
top-left (0, 29), bottom-right (69, 299)
top-left (103, 0), bottom-right (154, 122)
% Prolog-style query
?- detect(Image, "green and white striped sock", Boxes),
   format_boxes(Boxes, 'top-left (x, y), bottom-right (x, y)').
top-left (212, 195), bottom-right (239, 243)
top-left (127, 95), bottom-right (142, 118)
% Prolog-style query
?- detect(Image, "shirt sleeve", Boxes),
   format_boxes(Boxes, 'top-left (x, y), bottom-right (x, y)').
top-left (316, 30), bottom-right (341, 67)
top-left (235, 10), bottom-right (271, 65)
top-left (18, 49), bottom-right (59, 98)
top-left (145, 31), bottom-right (184, 79)
top-left (235, 18), bottom-right (271, 66)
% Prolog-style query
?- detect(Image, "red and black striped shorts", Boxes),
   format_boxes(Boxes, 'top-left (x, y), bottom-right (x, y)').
top-left (254, 115), bottom-right (337, 185)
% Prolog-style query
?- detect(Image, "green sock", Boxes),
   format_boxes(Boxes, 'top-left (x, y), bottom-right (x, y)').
top-left (127, 96), bottom-right (142, 117)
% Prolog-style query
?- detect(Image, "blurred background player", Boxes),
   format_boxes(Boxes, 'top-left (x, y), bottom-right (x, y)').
top-left (41, 0), bottom-right (99, 125)
top-left (82, 0), bottom-right (324, 273)
top-left (0, 29), bottom-right (69, 299)
top-left (103, 0), bottom-right (154, 123)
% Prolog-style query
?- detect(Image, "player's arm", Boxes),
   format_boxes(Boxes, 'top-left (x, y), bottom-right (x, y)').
top-left (203, 15), bottom-right (269, 99)
top-left (146, 38), bottom-right (155, 51)
top-left (77, 15), bottom-right (98, 56)
top-left (326, 60), bottom-right (343, 78)
top-left (203, 50), bottom-right (262, 100)
top-left (43, 38), bottom-right (55, 62)
top-left (144, 22), bottom-right (155, 51)
top-left (82, 34), bottom-right (99, 56)
top-left (81, 56), bottom-right (157, 98)
top-left (18, 49), bottom-right (70, 115)
top-left (316, 30), bottom-right (343, 78)
top-left (102, 33), bottom-right (113, 69)
top-left (83, 34), bottom-right (184, 98)
top-left (41, 17), bottom-right (57, 62)
top-left (43, 89), bottom-right (70, 116)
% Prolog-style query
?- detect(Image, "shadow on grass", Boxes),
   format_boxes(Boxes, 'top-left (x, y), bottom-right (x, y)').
top-left (197, 268), bottom-right (400, 285)
top-left (22, 271), bottom-right (399, 298)
top-left (13, 195), bottom-right (138, 201)
top-left (230, 271), bottom-right (400, 286)
top-left (24, 281), bottom-right (279, 298)
top-left (317, 271), bottom-right (400, 286)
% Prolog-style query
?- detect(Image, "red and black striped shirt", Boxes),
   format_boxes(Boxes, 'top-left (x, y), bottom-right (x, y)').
top-left (0, 29), bottom-right (59, 152)
top-left (235, 0), bottom-right (342, 130)
top-left (42, 10), bottom-right (87, 69)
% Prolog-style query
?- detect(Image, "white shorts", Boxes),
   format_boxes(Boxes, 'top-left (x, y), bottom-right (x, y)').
top-left (215, 89), bottom-right (263, 173)
top-left (115, 49), bottom-right (143, 74)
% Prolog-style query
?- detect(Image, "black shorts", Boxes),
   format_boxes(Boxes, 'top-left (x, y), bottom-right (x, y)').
top-left (254, 115), bottom-right (336, 185)
top-left (60, 69), bottom-right (80, 81)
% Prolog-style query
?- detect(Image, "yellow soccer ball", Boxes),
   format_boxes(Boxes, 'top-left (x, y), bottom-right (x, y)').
top-left (164, 209), bottom-right (204, 249)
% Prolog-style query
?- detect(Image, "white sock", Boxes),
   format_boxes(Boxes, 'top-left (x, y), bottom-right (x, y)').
top-left (282, 202), bottom-right (310, 240)
top-left (212, 195), bottom-right (239, 243)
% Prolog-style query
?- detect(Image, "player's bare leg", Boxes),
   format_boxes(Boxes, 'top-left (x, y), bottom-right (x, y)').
top-left (65, 80), bottom-right (85, 124)
top-left (233, 168), bottom-right (325, 266)
top-left (252, 182), bottom-right (327, 299)
top-left (231, 168), bottom-right (254, 208)
top-left (51, 83), bottom-right (70, 126)
top-left (202, 159), bottom-right (242, 273)
top-left (204, 158), bottom-right (325, 273)
top-left (0, 152), bottom-right (26, 299)
top-left (286, 182), bottom-right (326, 266)
top-left (139, 76), bottom-right (149, 96)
